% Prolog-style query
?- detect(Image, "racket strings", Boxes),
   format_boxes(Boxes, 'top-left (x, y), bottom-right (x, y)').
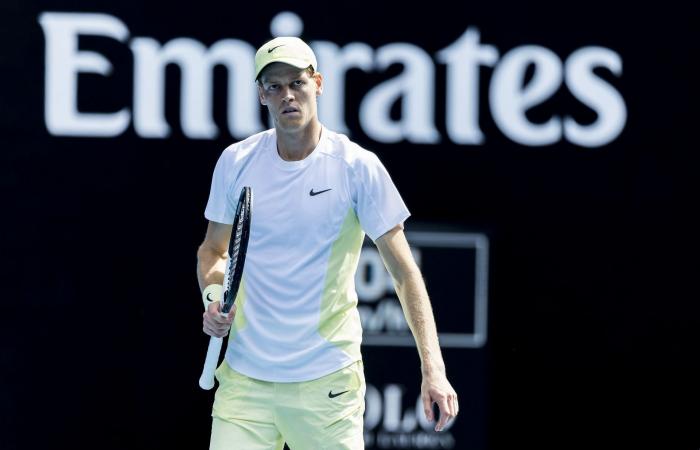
top-left (223, 195), bottom-right (250, 311)
top-left (228, 204), bottom-right (247, 272)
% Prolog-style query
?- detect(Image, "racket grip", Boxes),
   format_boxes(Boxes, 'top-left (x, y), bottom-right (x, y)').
top-left (199, 336), bottom-right (223, 390)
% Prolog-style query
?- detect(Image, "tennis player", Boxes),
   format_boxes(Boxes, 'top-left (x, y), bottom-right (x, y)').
top-left (196, 36), bottom-right (458, 450)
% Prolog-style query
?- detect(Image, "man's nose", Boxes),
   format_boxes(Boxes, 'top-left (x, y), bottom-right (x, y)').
top-left (280, 87), bottom-right (294, 102)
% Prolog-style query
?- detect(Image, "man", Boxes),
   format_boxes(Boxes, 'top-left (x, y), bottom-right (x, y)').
top-left (197, 36), bottom-right (458, 450)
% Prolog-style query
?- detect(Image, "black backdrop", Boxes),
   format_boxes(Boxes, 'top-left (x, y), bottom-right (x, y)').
top-left (1, 1), bottom-right (698, 449)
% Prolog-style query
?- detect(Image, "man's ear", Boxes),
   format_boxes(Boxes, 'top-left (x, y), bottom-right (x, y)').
top-left (257, 83), bottom-right (267, 105)
top-left (314, 72), bottom-right (323, 96)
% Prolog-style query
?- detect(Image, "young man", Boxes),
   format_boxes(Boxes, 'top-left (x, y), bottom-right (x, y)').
top-left (197, 36), bottom-right (458, 450)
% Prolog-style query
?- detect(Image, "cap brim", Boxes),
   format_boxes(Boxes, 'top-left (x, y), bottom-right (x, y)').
top-left (255, 58), bottom-right (314, 80)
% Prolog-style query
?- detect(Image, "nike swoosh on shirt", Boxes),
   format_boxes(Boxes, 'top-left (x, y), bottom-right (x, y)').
top-left (309, 188), bottom-right (332, 196)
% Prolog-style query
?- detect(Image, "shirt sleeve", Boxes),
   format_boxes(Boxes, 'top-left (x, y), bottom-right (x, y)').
top-left (204, 150), bottom-right (234, 224)
top-left (351, 150), bottom-right (411, 241)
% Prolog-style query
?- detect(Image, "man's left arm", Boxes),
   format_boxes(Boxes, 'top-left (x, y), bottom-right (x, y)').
top-left (375, 225), bottom-right (459, 432)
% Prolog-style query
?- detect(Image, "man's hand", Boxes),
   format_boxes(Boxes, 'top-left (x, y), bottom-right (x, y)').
top-left (421, 371), bottom-right (459, 432)
top-left (202, 301), bottom-right (235, 338)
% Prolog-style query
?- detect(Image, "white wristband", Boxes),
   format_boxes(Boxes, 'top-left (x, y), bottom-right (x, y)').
top-left (202, 284), bottom-right (224, 311)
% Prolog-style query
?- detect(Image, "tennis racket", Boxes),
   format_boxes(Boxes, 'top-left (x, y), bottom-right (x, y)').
top-left (199, 186), bottom-right (252, 390)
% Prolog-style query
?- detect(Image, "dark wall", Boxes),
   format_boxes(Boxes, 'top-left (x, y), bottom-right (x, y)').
top-left (1, 1), bottom-right (698, 449)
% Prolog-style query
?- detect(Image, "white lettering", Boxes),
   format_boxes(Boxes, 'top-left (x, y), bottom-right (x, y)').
top-left (360, 44), bottom-right (439, 144)
top-left (364, 383), bottom-right (457, 447)
top-left (490, 45), bottom-right (563, 145)
top-left (437, 28), bottom-right (499, 144)
top-left (39, 12), bottom-right (130, 136)
top-left (315, 41), bottom-right (374, 135)
top-left (37, 11), bottom-right (628, 148)
top-left (383, 384), bottom-right (403, 432)
top-left (131, 37), bottom-right (260, 139)
top-left (364, 384), bottom-right (383, 431)
top-left (564, 47), bottom-right (627, 147)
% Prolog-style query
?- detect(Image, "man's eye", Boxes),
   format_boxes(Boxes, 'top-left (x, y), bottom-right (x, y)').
top-left (293, 80), bottom-right (303, 86)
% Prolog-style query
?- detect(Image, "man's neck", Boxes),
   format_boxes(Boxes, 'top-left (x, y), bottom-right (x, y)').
top-left (275, 120), bottom-right (322, 161)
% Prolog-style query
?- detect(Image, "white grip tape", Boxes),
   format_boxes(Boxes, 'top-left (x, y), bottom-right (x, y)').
top-left (200, 284), bottom-right (225, 390)
top-left (199, 336), bottom-right (223, 390)
top-left (202, 284), bottom-right (224, 311)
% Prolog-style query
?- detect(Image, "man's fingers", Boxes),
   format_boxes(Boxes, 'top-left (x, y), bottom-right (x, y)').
top-left (207, 301), bottom-right (220, 314)
top-left (202, 322), bottom-right (217, 337)
top-left (447, 395), bottom-right (456, 418)
top-left (206, 301), bottom-right (235, 323)
top-left (202, 321), bottom-right (228, 338)
top-left (204, 304), bottom-right (222, 322)
top-left (435, 394), bottom-right (458, 432)
top-left (212, 313), bottom-right (230, 324)
top-left (204, 317), bottom-right (230, 332)
top-left (421, 394), bottom-right (433, 422)
top-left (434, 397), bottom-right (450, 431)
top-left (202, 297), bottom-right (235, 337)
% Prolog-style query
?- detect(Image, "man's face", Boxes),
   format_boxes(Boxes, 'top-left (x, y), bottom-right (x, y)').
top-left (257, 63), bottom-right (323, 132)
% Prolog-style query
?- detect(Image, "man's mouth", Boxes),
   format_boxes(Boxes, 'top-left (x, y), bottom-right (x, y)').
top-left (282, 107), bottom-right (299, 114)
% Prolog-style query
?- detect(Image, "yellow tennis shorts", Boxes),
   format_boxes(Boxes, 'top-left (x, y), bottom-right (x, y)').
top-left (210, 360), bottom-right (366, 450)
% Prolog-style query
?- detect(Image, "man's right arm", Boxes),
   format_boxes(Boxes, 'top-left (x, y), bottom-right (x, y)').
top-left (197, 221), bottom-right (235, 337)
top-left (197, 221), bottom-right (232, 289)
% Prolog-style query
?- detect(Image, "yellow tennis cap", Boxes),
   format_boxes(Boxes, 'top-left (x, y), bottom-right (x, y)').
top-left (255, 37), bottom-right (317, 80)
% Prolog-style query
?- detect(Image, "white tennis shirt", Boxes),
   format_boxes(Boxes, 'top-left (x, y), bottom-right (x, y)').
top-left (205, 126), bottom-right (410, 382)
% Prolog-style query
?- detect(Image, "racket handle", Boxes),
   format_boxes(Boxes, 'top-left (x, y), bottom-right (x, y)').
top-left (199, 336), bottom-right (223, 390)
